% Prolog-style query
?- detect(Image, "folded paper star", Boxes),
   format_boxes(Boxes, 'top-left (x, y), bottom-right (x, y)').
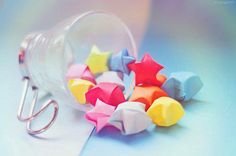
top-left (96, 71), bottom-right (125, 90)
top-left (128, 53), bottom-right (164, 86)
top-left (85, 82), bottom-right (126, 106)
top-left (109, 101), bottom-right (152, 135)
top-left (147, 97), bottom-right (185, 127)
top-left (85, 45), bottom-right (112, 75)
top-left (156, 74), bottom-right (167, 86)
top-left (162, 71), bottom-right (203, 101)
top-left (109, 48), bottom-right (135, 74)
top-left (129, 85), bottom-right (168, 110)
top-left (66, 64), bottom-right (96, 84)
top-left (85, 99), bottom-right (115, 132)
top-left (68, 79), bottom-right (95, 104)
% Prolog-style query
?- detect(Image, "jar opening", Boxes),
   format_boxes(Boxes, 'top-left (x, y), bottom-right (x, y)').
top-left (62, 11), bottom-right (137, 108)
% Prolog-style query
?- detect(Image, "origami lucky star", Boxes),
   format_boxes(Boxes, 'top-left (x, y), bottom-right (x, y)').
top-left (162, 71), bottom-right (203, 101)
top-left (109, 48), bottom-right (135, 74)
top-left (129, 85), bottom-right (168, 110)
top-left (85, 45), bottom-right (112, 75)
top-left (109, 101), bottom-right (152, 135)
top-left (147, 97), bottom-right (185, 127)
top-left (85, 82), bottom-right (126, 106)
top-left (128, 53), bottom-right (164, 86)
top-left (68, 79), bottom-right (95, 104)
top-left (96, 71), bottom-right (125, 90)
top-left (66, 64), bottom-right (96, 84)
top-left (156, 74), bottom-right (167, 86)
top-left (85, 99), bottom-right (115, 132)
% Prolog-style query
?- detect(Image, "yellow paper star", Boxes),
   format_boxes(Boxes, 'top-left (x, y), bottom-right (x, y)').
top-left (85, 45), bottom-right (112, 74)
top-left (68, 79), bottom-right (95, 104)
top-left (147, 97), bottom-right (185, 127)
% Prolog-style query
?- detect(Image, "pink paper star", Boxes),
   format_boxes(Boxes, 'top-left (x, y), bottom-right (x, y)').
top-left (85, 99), bottom-right (115, 132)
top-left (66, 64), bottom-right (96, 84)
top-left (128, 53), bottom-right (164, 86)
top-left (85, 82), bottom-right (126, 107)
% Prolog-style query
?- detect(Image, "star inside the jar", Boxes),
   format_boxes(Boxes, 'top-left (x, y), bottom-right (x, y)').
top-left (128, 53), bottom-right (164, 86)
top-left (109, 48), bottom-right (135, 74)
top-left (86, 45), bottom-right (112, 75)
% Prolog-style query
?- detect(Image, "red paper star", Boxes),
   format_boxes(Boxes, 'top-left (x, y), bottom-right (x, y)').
top-left (128, 53), bottom-right (164, 86)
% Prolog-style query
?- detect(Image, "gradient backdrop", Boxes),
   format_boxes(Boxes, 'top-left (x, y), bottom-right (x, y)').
top-left (0, 0), bottom-right (236, 156)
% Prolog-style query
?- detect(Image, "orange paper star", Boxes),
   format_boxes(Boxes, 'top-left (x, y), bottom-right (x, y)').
top-left (129, 85), bottom-right (168, 110)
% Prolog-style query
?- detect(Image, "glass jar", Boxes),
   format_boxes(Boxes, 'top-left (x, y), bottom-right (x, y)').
top-left (18, 11), bottom-right (137, 117)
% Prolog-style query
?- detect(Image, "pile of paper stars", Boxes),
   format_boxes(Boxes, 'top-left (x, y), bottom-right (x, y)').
top-left (66, 45), bottom-right (203, 135)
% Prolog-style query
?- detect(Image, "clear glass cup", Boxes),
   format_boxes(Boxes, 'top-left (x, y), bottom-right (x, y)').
top-left (19, 11), bottom-right (137, 112)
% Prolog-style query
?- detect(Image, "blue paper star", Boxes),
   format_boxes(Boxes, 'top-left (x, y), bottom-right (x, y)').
top-left (162, 71), bottom-right (203, 101)
top-left (109, 49), bottom-right (135, 74)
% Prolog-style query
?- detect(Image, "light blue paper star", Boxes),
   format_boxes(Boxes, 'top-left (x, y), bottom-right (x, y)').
top-left (162, 71), bottom-right (203, 101)
top-left (109, 49), bottom-right (135, 74)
